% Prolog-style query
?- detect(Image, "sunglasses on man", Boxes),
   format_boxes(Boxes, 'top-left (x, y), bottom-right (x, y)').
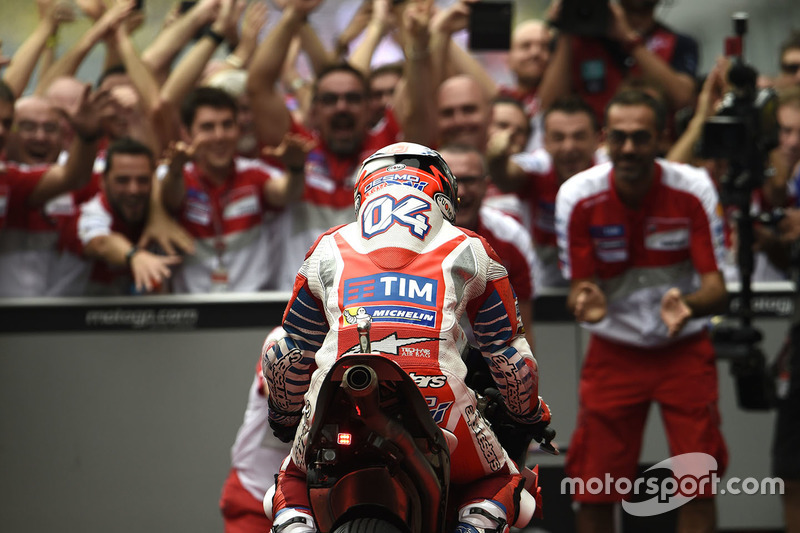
top-left (781, 62), bottom-right (800, 75)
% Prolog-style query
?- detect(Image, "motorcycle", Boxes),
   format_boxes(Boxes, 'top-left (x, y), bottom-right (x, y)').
top-left (266, 317), bottom-right (553, 532)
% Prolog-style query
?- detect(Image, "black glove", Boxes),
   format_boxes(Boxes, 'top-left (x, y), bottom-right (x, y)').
top-left (478, 388), bottom-right (558, 465)
top-left (267, 402), bottom-right (302, 443)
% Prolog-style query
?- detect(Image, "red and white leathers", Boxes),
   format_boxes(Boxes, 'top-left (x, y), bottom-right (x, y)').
top-left (170, 158), bottom-right (285, 293)
top-left (555, 159), bottom-right (728, 503)
top-left (220, 328), bottom-right (291, 533)
top-left (264, 182), bottom-right (546, 529)
top-left (270, 111), bottom-right (402, 290)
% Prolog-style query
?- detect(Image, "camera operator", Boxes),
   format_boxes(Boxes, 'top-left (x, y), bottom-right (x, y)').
top-left (539, 0), bottom-right (698, 130)
top-left (756, 208), bottom-right (800, 533)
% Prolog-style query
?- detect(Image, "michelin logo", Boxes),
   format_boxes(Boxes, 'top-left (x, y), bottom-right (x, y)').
top-left (372, 305), bottom-right (436, 327)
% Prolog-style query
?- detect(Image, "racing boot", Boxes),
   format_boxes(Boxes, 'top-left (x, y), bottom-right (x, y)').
top-left (453, 499), bottom-right (510, 533)
top-left (272, 508), bottom-right (317, 533)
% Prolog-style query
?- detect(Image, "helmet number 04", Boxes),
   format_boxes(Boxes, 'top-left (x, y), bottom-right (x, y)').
top-left (361, 194), bottom-right (432, 240)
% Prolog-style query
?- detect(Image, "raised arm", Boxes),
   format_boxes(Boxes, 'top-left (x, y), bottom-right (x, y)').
top-left (607, 3), bottom-right (696, 110)
top-left (35, 1), bottom-right (135, 95)
top-left (261, 133), bottom-right (315, 207)
top-left (160, 0), bottom-right (239, 110)
top-left (28, 84), bottom-right (106, 207)
top-left (537, 32), bottom-right (572, 112)
top-left (113, 18), bottom-right (171, 150)
top-left (247, 0), bottom-right (322, 148)
top-left (536, 0), bottom-right (572, 110)
top-left (215, 0), bottom-right (270, 75)
top-left (141, 0), bottom-right (222, 85)
top-left (348, 0), bottom-right (394, 76)
top-left (486, 128), bottom-right (529, 193)
top-left (4, 0), bottom-right (75, 97)
top-left (298, 14), bottom-right (335, 76)
top-left (393, 0), bottom-right (437, 146)
top-left (667, 58), bottom-right (726, 164)
top-left (332, 0), bottom-right (373, 61)
top-left (160, 141), bottom-right (192, 214)
top-left (428, 0), bottom-right (497, 99)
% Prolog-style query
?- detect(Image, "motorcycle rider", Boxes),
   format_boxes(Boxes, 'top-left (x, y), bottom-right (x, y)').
top-left (263, 142), bottom-right (552, 533)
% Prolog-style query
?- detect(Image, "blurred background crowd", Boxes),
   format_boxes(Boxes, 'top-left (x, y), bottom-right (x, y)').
top-left (0, 0), bottom-right (798, 301)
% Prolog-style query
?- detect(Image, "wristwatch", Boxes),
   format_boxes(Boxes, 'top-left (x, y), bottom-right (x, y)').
top-left (125, 246), bottom-right (139, 269)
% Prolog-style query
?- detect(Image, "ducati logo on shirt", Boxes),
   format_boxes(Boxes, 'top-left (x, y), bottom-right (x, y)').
top-left (222, 186), bottom-right (260, 219)
top-left (361, 194), bottom-right (432, 240)
top-left (644, 218), bottom-right (690, 251)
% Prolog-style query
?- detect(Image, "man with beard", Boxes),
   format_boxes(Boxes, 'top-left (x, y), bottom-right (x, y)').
top-left (0, 80), bottom-right (106, 297)
top-left (246, 0), bottom-right (419, 290)
top-left (539, 0), bottom-right (698, 129)
top-left (68, 138), bottom-right (181, 295)
top-left (488, 96), bottom-right (603, 292)
top-left (160, 87), bottom-right (307, 293)
top-left (555, 90), bottom-right (729, 533)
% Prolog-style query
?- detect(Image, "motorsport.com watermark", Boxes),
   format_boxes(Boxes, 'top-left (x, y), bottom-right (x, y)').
top-left (562, 453), bottom-right (783, 516)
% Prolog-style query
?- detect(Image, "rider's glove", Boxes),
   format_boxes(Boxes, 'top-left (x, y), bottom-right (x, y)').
top-left (267, 401), bottom-right (302, 443)
top-left (480, 389), bottom-right (556, 461)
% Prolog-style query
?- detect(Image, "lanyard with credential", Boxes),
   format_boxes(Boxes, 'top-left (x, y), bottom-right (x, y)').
top-left (199, 173), bottom-right (231, 291)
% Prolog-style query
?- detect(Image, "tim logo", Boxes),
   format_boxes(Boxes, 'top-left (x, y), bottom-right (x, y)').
top-left (344, 273), bottom-right (437, 306)
top-left (361, 194), bottom-right (431, 240)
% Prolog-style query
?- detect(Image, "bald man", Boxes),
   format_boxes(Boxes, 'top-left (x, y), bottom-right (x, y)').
top-left (6, 96), bottom-right (64, 165)
top-left (437, 75), bottom-right (492, 151)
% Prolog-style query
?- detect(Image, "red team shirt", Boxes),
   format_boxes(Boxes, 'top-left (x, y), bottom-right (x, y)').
top-left (172, 158), bottom-right (284, 293)
top-left (556, 160), bottom-right (725, 347)
top-left (0, 162), bottom-right (46, 231)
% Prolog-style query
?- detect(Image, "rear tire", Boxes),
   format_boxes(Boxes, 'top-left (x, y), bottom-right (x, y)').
top-left (331, 517), bottom-right (405, 533)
